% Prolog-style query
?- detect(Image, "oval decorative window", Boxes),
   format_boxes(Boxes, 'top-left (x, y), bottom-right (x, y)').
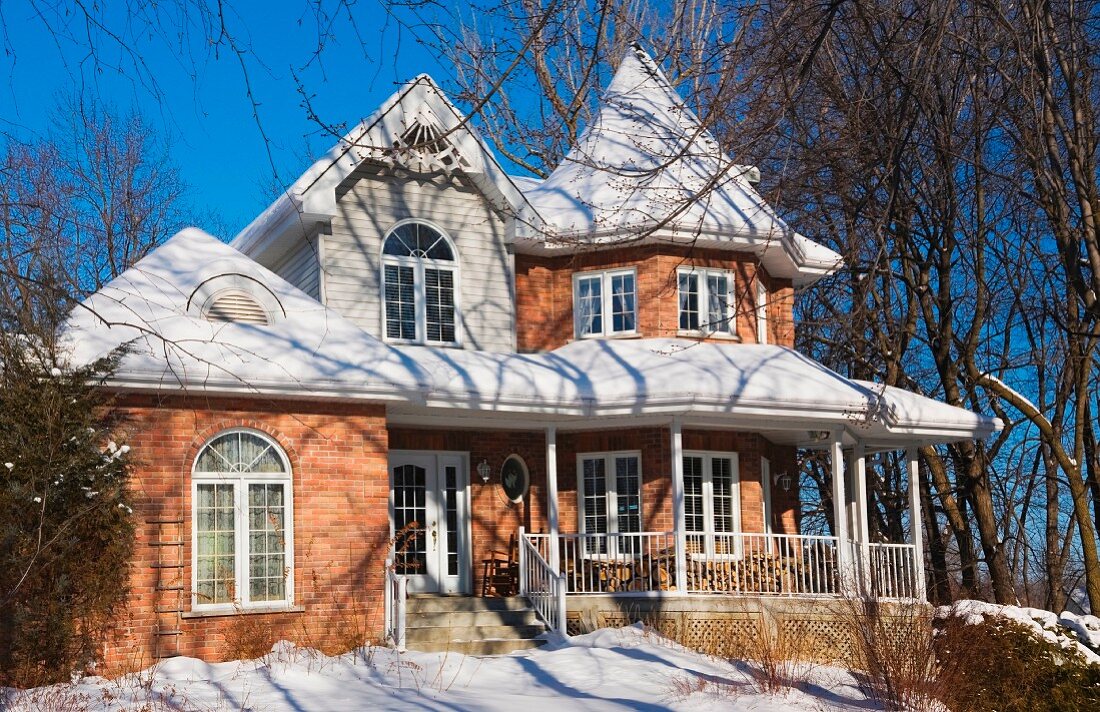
top-left (500, 454), bottom-right (530, 503)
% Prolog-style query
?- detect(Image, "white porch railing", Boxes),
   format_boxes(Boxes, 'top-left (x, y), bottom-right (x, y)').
top-left (518, 527), bottom-right (567, 635)
top-left (383, 559), bottom-right (408, 651)
top-left (865, 542), bottom-right (920, 599)
top-left (520, 532), bottom-right (918, 600)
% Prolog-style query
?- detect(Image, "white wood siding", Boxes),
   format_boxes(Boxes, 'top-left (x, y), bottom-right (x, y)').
top-left (269, 237), bottom-right (321, 300)
top-left (325, 169), bottom-right (515, 352)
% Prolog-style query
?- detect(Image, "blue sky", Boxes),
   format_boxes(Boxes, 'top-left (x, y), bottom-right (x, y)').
top-left (0, 1), bottom-right (456, 236)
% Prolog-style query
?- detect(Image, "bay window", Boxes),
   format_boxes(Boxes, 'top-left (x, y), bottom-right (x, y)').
top-left (192, 430), bottom-right (293, 610)
top-left (573, 269), bottom-right (637, 338)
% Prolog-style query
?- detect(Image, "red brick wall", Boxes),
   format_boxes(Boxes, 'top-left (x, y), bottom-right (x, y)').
top-left (514, 246), bottom-right (795, 352)
top-left (103, 396), bottom-right (389, 672)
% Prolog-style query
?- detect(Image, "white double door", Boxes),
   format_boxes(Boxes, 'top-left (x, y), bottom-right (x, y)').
top-left (389, 452), bottom-right (470, 594)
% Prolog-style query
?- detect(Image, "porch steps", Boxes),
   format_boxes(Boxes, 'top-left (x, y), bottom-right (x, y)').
top-left (404, 595), bottom-right (549, 655)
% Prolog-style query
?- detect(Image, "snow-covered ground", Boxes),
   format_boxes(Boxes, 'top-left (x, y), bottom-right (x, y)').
top-left (3, 625), bottom-right (878, 711)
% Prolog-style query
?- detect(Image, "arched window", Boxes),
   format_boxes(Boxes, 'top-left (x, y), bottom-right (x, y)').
top-left (381, 221), bottom-right (459, 344)
top-left (192, 430), bottom-right (293, 610)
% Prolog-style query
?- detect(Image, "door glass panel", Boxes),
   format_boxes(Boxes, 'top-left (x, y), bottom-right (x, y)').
top-left (444, 465), bottom-right (459, 576)
top-left (393, 464), bottom-right (428, 576)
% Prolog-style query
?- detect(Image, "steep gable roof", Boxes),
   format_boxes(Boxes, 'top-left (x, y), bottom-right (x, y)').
top-left (232, 75), bottom-right (536, 262)
top-left (517, 45), bottom-right (842, 286)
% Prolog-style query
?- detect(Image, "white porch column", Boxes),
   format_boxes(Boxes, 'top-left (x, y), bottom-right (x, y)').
top-left (906, 447), bottom-right (928, 601)
top-left (545, 426), bottom-right (560, 573)
top-left (852, 442), bottom-right (871, 593)
top-left (670, 418), bottom-right (688, 593)
top-left (830, 431), bottom-right (851, 588)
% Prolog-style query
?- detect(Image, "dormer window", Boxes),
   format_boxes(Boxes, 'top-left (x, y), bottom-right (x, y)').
top-left (381, 221), bottom-right (459, 345)
top-left (573, 268), bottom-right (637, 338)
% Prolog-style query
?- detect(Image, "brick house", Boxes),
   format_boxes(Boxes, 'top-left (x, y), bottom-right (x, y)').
top-left (67, 46), bottom-right (999, 666)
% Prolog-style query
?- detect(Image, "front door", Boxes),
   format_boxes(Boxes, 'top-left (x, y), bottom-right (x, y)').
top-left (389, 452), bottom-right (469, 593)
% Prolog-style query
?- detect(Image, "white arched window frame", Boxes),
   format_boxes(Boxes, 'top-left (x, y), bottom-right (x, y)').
top-left (380, 220), bottom-right (461, 346)
top-left (191, 429), bottom-right (294, 612)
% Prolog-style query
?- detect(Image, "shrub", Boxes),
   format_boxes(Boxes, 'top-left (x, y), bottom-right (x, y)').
top-left (935, 611), bottom-right (1100, 712)
top-left (0, 338), bottom-right (134, 687)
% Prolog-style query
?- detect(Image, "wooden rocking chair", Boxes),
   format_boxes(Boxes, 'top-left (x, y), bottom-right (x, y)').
top-left (481, 533), bottom-right (518, 597)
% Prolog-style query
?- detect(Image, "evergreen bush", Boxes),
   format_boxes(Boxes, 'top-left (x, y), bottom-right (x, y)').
top-left (0, 337), bottom-right (134, 687)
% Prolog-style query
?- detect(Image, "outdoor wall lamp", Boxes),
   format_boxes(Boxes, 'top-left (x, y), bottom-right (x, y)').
top-left (477, 459), bottom-right (492, 483)
top-left (774, 471), bottom-right (793, 492)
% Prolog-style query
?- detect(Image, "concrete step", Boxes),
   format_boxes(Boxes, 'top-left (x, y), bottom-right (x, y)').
top-left (406, 608), bottom-right (541, 628)
top-left (410, 638), bottom-right (549, 655)
top-left (405, 624), bottom-right (547, 644)
top-left (405, 595), bottom-right (530, 614)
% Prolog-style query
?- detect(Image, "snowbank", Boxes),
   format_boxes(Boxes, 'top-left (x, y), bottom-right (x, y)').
top-left (936, 600), bottom-right (1100, 665)
top-left (3, 625), bottom-right (875, 711)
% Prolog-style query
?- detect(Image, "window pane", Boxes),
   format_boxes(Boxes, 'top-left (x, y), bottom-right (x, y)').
top-left (581, 458), bottom-right (608, 554)
top-left (610, 273), bottom-right (635, 333)
top-left (195, 483), bottom-right (235, 604)
top-left (679, 272), bottom-right (699, 331)
top-left (383, 226), bottom-right (416, 256)
top-left (384, 264), bottom-right (417, 339)
top-left (683, 456), bottom-right (705, 537)
top-left (248, 483), bottom-right (287, 603)
top-left (706, 274), bottom-right (731, 333)
top-left (615, 456), bottom-right (641, 557)
top-left (424, 268), bottom-right (456, 343)
top-left (712, 458), bottom-right (735, 534)
top-left (575, 276), bottom-right (603, 336)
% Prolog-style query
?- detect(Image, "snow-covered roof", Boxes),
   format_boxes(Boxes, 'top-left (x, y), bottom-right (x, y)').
top-left (64, 228), bottom-right (427, 401)
top-left (64, 229), bottom-right (998, 447)
top-left (515, 45), bottom-right (842, 287)
top-left (231, 74), bottom-right (536, 264)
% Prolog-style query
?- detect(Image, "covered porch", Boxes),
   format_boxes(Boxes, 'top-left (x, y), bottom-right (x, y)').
top-left (516, 421), bottom-right (929, 636)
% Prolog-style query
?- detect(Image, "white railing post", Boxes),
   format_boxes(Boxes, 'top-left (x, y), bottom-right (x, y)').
top-left (383, 559), bottom-right (393, 643)
top-left (518, 526), bottom-right (528, 597)
top-left (555, 575), bottom-right (568, 637)
top-left (396, 576), bottom-right (407, 651)
top-left (906, 448), bottom-right (927, 601)
top-left (670, 418), bottom-right (688, 593)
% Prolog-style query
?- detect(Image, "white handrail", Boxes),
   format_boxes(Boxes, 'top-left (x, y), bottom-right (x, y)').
top-left (383, 559), bottom-right (408, 651)
top-left (519, 528), bottom-right (567, 636)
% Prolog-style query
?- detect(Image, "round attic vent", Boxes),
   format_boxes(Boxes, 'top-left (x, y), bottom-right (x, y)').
top-left (203, 291), bottom-right (270, 325)
top-left (187, 273), bottom-right (285, 326)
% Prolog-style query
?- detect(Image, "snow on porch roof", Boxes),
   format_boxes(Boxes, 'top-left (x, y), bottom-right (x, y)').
top-left (62, 228), bottom-right (999, 446)
top-left (516, 45), bottom-right (842, 287)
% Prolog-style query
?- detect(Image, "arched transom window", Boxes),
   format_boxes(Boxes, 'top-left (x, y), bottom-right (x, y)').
top-left (382, 221), bottom-right (459, 344)
top-left (192, 430), bottom-right (293, 610)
